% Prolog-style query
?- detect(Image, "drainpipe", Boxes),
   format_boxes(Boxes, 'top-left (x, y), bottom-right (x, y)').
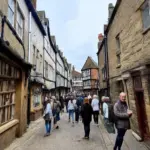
top-left (55, 51), bottom-right (57, 95)
top-left (104, 34), bottom-right (110, 98)
top-left (28, 12), bottom-right (32, 63)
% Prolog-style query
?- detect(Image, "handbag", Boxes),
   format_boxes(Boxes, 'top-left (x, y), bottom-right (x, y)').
top-left (43, 113), bottom-right (51, 121)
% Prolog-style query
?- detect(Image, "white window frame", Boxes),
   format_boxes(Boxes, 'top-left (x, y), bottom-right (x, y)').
top-left (16, 7), bottom-right (24, 40)
top-left (142, 0), bottom-right (150, 29)
top-left (8, 0), bottom-right (15, 26)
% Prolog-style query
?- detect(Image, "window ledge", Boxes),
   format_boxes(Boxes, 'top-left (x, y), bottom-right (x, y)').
top-left (116, 64), bottom-right (121, 68)
top-left (143, 26), bottom-right (150, 35)
top-left (0, 119), bottom-right (19, 134)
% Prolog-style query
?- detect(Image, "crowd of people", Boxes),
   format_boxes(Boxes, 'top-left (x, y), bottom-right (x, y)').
top-left (42, 92), bottom-right (132, 150)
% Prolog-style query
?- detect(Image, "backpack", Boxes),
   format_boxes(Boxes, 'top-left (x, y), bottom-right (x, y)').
top-left (108, 103), bottom-right (115, 123)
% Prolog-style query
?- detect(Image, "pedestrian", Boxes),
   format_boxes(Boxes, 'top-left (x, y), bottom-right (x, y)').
top-left (103, 96), bottom-right (115, 134)
top-left (65, 95), bottom-right (69, 113)
top-left (81, 97), bottom-right (93, 140)
top-left (43, 98), bottom-right (52, 137)
top-left (51, 96), bottom-right (61, 129)
top-left (91, 95), bottom-right (100, 125)
top-left (88, 94), bottom-right (92, 104)
top-left (114, 92), bottom-right (132, 150)
top-left (75, 96), bottom-right (80, 123)
top-left (59, 96), bottom-right (64, 112)
top-left (68, 96), bottom-right (76, 125)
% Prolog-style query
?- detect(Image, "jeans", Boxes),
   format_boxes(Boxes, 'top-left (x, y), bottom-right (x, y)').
top-left (114, 128), bottom-right (127, 150)
top-left (84, 123), bottom-right (90, 137)
top-left (69, 110), bottom-right (74, 123)
top-left (45, 120), bottom-right (51, 133)
top-left (93, 111), bottom-right (99, 124)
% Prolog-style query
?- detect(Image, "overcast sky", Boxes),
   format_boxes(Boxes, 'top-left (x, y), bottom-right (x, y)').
top-left (37, 0), bottom-right (117, 71)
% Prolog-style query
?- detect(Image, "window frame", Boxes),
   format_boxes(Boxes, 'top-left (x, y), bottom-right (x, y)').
top-left (8, 0), bottom-right (15, 27)
top-left (16, 6), bottom-right (24, 40)
top-left (141, 0), bottom-right (150, 30)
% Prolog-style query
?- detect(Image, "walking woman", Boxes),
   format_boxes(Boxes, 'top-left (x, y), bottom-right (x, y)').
top-left (91, 95), bottom-right (100, 125)
top-left (81, 97), bottom-right (93, 139)
top-left (68, 96), bottom-right (76, 125)
top-left (43, 98), bottom-right (52, 137)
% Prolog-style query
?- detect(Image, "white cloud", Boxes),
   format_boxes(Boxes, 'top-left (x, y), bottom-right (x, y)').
top-left (37, 0), bottom-right (117, 70)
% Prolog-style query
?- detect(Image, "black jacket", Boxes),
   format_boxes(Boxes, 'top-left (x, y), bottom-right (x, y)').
top-left (81, 103), bottom-right (93, 124)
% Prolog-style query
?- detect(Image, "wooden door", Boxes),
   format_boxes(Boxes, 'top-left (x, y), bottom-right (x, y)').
top-left (132, 73), bottom-right (149, 140)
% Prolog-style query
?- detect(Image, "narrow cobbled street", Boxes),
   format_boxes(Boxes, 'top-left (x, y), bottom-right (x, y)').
top-left (5, 113), bottom-right (148, 150)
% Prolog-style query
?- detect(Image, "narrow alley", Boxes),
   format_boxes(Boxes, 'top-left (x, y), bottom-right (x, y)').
top-left (5, 113), bottom-right (148, 150)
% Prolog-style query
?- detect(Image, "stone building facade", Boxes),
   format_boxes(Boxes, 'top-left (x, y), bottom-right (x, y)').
top-left (103, 0), bottom-right (150, 140)
top-left (0, 0), bottom-right (32, 149)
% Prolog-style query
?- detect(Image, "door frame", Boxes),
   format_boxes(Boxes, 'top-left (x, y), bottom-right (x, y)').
top-left (132, 72), bottom-right (149, 140)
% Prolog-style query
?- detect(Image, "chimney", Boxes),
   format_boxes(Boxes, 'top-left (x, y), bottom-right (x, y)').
top-left (98, 33), bottom-right (104, 42)
top-left (98, 33), bottom-right (104, 49)
top-left (108, 3), bottom-right (114, 21)
top-left (31, 0), bottom-right (37, 10)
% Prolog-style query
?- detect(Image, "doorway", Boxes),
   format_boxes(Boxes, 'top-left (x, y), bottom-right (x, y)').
top-left (132, 73), bottom-right (149, 140)
top-left (135, 91), bottom-right (149, 139)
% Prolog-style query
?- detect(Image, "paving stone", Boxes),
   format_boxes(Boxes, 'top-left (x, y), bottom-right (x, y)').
top-left (5, 113), bottom-right (149, 150)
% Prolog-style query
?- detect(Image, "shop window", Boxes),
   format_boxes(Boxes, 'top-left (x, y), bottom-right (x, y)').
top-left (0, 80), bottom-right (16, 125)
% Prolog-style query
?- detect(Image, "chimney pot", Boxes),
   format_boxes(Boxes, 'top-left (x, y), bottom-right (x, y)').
top-left (31, 0), bottom-right (37, 10)
top-left (108, 3), bottom-right (114, 21)
top-left (98, 33), bottom-right (103, 41)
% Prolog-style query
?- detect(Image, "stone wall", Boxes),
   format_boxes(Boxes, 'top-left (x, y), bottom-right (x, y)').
top-left (98, 45), bottom-right (107, 89)
top-left (107, 0), bottom-right (150, 136)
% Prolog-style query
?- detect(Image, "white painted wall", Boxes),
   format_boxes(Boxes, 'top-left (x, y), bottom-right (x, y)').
top-left (30, 15), bottom-right (44, 75)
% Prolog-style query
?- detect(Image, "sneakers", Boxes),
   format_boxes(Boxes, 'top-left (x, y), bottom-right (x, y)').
top-left (44, 133), bottom-right (50, 137)
top-left (83, 136), bottom-right (89, 140)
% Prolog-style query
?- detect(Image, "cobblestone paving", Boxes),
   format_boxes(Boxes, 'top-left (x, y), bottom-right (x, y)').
top-left (5, 113), bottom-right (149, 150)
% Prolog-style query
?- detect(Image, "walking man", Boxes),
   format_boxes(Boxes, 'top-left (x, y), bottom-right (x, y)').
top-left (81, 97), bottom-right (93, 140)
top-left (114, 92), bottom-right (132, 150)
top-left (91, 95), bottom-right (100, 125)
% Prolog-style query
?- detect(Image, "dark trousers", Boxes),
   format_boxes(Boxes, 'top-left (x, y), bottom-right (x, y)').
top-left (114, 128), bottom-right (127, 150)
top-left (84, 123), bottom-right (90, 137)
top-left (93, 111), bottom-right (99, 124)
top-left (75, 110), bottom-right (79, 122)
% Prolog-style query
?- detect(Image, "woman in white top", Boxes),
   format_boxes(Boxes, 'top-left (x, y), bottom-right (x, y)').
top-left (91, 95), bottom-right (99, 125)
top-left (68, 96), bottom-right (76, 125)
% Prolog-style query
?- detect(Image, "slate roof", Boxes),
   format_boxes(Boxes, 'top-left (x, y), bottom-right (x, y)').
top-left (81, 56), bottom-right (98, 71)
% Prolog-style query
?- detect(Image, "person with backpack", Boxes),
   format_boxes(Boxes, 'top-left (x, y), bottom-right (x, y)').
top-left (113, 92), bottom-right (132, 150)
top-left (43, 98), bottom-right (52, 137)
top-left (102, 96), bottom-right (115, 134)
top-left (51, 96), bottom-right (61, 129)
top-left (91, 95), bottom-right (100, 125)
top-left (68, 96), bottom-right (76, 125)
